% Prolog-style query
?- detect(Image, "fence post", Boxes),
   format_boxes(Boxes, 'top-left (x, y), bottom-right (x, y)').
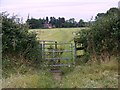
top-left (74, 41), bottom-right (77, 60)
top-left (55, 41), bottom-right (59, 65)
top-left (70, 43), bottom-right (73, 64)
top-left (43, 41), bottom-right (45, 60)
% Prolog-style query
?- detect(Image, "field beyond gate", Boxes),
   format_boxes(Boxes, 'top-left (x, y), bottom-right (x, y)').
top-left (29, 28), bottom-right (85, 42)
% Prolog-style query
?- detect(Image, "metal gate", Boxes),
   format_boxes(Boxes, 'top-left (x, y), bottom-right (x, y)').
top-left (40, 40), bottom-right (74, 67)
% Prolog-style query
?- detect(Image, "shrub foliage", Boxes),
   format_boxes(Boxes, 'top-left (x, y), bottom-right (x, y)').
top-left (76, 8), bottom-right (120, 62)
top-left (1, 12), bottom-right (42, 69)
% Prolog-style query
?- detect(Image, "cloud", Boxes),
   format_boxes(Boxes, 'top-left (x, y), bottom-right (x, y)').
top-left (1, 0), bottom-right (119, 22)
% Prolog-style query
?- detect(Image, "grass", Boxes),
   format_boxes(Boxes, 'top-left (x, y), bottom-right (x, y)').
top-left (2, 28), bottom-right (118, 88)
top-left (60, 60), bottom-right (118, 88)
top-left (29, 28), bottom-right (85, 42)
top-left (2, 59), bottom-right (118, 88)
top-left (2, 69), bottom-right (55, 88)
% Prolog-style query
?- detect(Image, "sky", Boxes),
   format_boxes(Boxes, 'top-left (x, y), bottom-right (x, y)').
top-left (0, 0), bottom-right (119, 22)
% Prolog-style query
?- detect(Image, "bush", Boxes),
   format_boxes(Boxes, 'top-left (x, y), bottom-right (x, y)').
top-left (1, 12), bottom-right (42, 71)
top-left (76, 8), bottom-right (120, 63)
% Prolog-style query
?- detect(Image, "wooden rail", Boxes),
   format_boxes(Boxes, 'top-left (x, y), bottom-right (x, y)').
top-left (49, 64), bottom-right (71, 67)
top-left (45, 58), bottom-right (70, 60)
top-left (45, 50), bottom-right (72, 52)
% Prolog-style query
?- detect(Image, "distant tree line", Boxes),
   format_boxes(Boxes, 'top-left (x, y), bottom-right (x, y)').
top-left (26, 17), bottom-right (89, 29)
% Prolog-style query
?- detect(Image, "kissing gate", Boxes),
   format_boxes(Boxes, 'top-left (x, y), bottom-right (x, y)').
top-left (40, 40), bottom-right (74, 68)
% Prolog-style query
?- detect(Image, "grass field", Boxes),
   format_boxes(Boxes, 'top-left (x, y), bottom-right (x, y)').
top-left (29, 28), bottom-right (85, 43)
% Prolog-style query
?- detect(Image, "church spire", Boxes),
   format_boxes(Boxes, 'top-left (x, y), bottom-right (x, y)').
top-left (27, 13), bottom-right (30, 20)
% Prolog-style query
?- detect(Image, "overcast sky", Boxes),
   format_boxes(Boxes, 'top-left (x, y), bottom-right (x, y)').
top-left (0, 0), bottom-right (119, 22)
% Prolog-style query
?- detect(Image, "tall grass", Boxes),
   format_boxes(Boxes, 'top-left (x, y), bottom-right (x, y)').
top-left (2, 70), bottom-right (55, 88)
top-left (2, 59), bottom-right (118, 88)
top-left (60, 59), bottom-right (118, 88)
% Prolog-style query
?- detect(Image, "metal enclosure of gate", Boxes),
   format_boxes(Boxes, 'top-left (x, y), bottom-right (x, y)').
top-left (74, 37), bottom-right (84, 58)
top-left (40, 40), bottom-right (74, 67)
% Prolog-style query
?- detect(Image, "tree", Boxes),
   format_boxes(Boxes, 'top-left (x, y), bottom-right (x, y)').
top-left (63, 18), bottom-right (76, 27)
top-left (78, 19), bottom-right (85, 27)
top-left (46, 17), bottom-right (49, 23)
top-left (95, 13), bottom-right (105, 20)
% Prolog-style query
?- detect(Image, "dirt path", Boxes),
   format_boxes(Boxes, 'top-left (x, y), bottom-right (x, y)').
top-left (52, 72), bottom-right (62, 81)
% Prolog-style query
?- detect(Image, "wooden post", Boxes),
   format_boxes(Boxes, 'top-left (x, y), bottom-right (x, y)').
top-left (70, 43), bottom-right (73, 65)
top-left (74, 41), bottom-right (77, 60)
top-left (43, 41), bottom-right (45, 60)
top-left (55, 41), bottom-right (59, 64)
